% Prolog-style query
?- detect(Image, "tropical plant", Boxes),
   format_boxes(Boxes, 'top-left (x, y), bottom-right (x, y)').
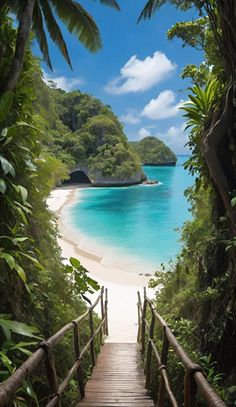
top-left (140, 0), bottom-right (236, 228)
top-left (0, 0), bottom-right (120, 93)
top-left (0, 94), bottom-right (43, 289)
top-left (181, 78), bottom-right (222, 180)
top-left (0, 315), bottom-right (42, 406)
top-left (0, 18), bottom-right (103, 405)
top-left (65, 257), bottom-right (100, 303)
top-left (139, 0), bottom-right (236, 383)
top-left (182, 78), bottom-right (221, 134)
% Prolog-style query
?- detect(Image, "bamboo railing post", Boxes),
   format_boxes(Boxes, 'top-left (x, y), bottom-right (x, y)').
top-left (141, 287), bottom-right (147, 355)
top-left (145, 310), bottom-right (155, 389)
top-left (89, 308), bottom-right (96, 367)
top-left (184, 366), bottom-right (199, 407)
top-left (105, 288), bottom-right (109, 336)
top-left (100, 287), bottom-right (105, 340)
top-left (73, 322), bottom-right (85, 399)
top-left (137, 291), bottom-right (142, 343)
top-left (43, 344), bottom-right (61, 407)
top-left (157, 328), bottom-right (169, 407)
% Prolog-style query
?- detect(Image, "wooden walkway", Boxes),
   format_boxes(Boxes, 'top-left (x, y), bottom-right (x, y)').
top-left (79, 342), bottom-right (154, 407)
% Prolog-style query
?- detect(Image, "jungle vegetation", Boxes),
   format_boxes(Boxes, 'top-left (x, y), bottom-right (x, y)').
top-left (34, 81), bottom-right (143, 182)
top-left (0, 0), bottom-right (119, 93)
top-left (131, 136), bottom-right (177, 165)
top-left (138, 0), bottom-right (236, 404)
top-left (0, 5), bottom-right (140, 404)
top-left (0, 1), bottom-right (117, 404)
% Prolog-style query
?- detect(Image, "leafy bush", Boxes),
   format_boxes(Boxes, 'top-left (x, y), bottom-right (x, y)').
top-left (0, 17), bottom-right (102, 406)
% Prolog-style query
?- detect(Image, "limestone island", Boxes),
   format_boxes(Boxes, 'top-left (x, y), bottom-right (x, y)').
top-left (38, 84), bottom-right (145, 186)
top-left (37, 81), bottom-right (175, 187)
top-left (130, 136), bottom-right (177, 166)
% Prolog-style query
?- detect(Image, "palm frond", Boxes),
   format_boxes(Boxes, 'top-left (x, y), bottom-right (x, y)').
top-left (50, 0), bottom-right (102, 52)
top-left (40, 0), bottom-right (72, 68)
top-left (0, 0), bottom-right (20, 16)
top-left (97, 0), bottom-right (120, 11)
top-left (32, 1), bottom-right (52, 69)
top-left (138, 0), bottom-right (163, 22)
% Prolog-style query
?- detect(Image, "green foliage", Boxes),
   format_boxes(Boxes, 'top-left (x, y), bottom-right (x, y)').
top-left (35, 84), bottom-right (142, 181)
top-left (167, 17), bottom-right (208, 49)
top-left (199, 354), bottom-right (224, 390)
top-left (182, 78), bottom-right (220, 132)
top-left (0, 317), bottom-right (41, 340)
top-left (139, 0), bottom-right (236, 399)
top-left (82, 115), bottom-right (141, 180)
top-left (181, 78), bottom-right (222, 188)
top-left (65, 257), bottom-right (100, 299)
top-left (3, 0), bottom-right (120, 71)
top-left (131, 136), bottom-right (176, 165)
top-left (181, 63), bottom-right (211, 86)
top-left (0, 315), bottom-right (41, 406)
top-left (147, 183), bottom-right (227, 403)
top-left (0, 17), bottom-right (101, 405)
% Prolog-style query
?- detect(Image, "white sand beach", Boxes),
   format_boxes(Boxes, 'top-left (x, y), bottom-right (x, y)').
top-left (47, 187), bottom-right (153, 342)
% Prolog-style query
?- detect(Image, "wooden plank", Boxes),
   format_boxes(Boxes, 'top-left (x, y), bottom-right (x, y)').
top-left (78, 343), bottom-right (154, 406)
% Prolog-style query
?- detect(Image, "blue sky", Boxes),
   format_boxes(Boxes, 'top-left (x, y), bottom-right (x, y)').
top-left (38, 0), bottom-right (203, 154)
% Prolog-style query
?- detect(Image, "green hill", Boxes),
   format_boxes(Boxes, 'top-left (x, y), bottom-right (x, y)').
top-left (34, 79), bottom-right (144, 186)
top-left (130, 136), bottom-right (177, 166)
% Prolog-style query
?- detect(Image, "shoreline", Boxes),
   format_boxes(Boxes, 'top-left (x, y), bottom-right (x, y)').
top-left (53, 186), bottom-right (152, 286)
top-left (47, 186), bottom-right (153, 342)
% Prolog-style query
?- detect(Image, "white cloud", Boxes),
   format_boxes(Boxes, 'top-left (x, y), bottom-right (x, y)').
top-left (137, 123), bottom-right (189, 154)
top-left (142, 90), bottom-right (184, 120)
top-left (138, 127), bottom-right (152, 139)
top-left (104, 51), bottom-right (176, 95)
top-left (157, 123), bottom-right (189, 154)
top-left (43, 70), bottom-right (85, 92)
top-left (120, 110), bottom-right (141, 124)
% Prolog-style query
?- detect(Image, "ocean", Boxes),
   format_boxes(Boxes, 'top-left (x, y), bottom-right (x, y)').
top-left (69, 156), bottom-right (193, 273)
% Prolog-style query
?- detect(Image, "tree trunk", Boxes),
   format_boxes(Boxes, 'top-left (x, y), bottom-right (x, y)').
top-left (0, 0), bottom-right (35, 93)
top-left (202, 85), bottom-right (236, 232)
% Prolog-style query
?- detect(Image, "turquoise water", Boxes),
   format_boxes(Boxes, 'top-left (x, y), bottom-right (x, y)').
top-left (70, 156), bottom-right (193, 270)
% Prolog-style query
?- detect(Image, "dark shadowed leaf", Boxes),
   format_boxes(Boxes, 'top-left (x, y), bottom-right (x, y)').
top-left (0, 319), bottom-right (40, 338)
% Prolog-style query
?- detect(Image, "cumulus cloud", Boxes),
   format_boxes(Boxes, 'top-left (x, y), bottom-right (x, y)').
top-left (141, 90), bottom-right (184, 120)
top-left (157, 123), bottom-right (189, 153)
top-left (138, 127), bottom-right (152, 139)
top-left (137, 123), bottom-right (189, 154)
top-left (120, 110), bottom-right (141, 124)
top-left (104, 51), bottom-right (176, 95)
top-left (43, 70), bottom-right (85, 92)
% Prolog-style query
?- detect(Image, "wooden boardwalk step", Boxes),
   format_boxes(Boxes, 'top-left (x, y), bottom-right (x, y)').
top-left (78, 343), bottom-right (154, 407)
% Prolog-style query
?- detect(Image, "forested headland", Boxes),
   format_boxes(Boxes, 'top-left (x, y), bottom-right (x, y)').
top-left (131, 136), bottom-right (177, 166)
top-left (35, 79), bottom-right (145, 186)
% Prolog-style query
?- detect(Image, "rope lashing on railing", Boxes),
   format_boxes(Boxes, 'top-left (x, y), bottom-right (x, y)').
top-left (0, 287), bottom-right (108, 407)
top-left (137, 288), bottom-right (227, 407)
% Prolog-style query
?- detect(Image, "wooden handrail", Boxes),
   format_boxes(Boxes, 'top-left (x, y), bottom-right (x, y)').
top-left (0, 287), bottom-right (108, 407)
top-left (138, 288), bottom-right (227, 407)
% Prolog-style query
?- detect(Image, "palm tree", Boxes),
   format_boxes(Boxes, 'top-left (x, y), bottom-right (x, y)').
top-left (0, 0), bottom-right (120, 93)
